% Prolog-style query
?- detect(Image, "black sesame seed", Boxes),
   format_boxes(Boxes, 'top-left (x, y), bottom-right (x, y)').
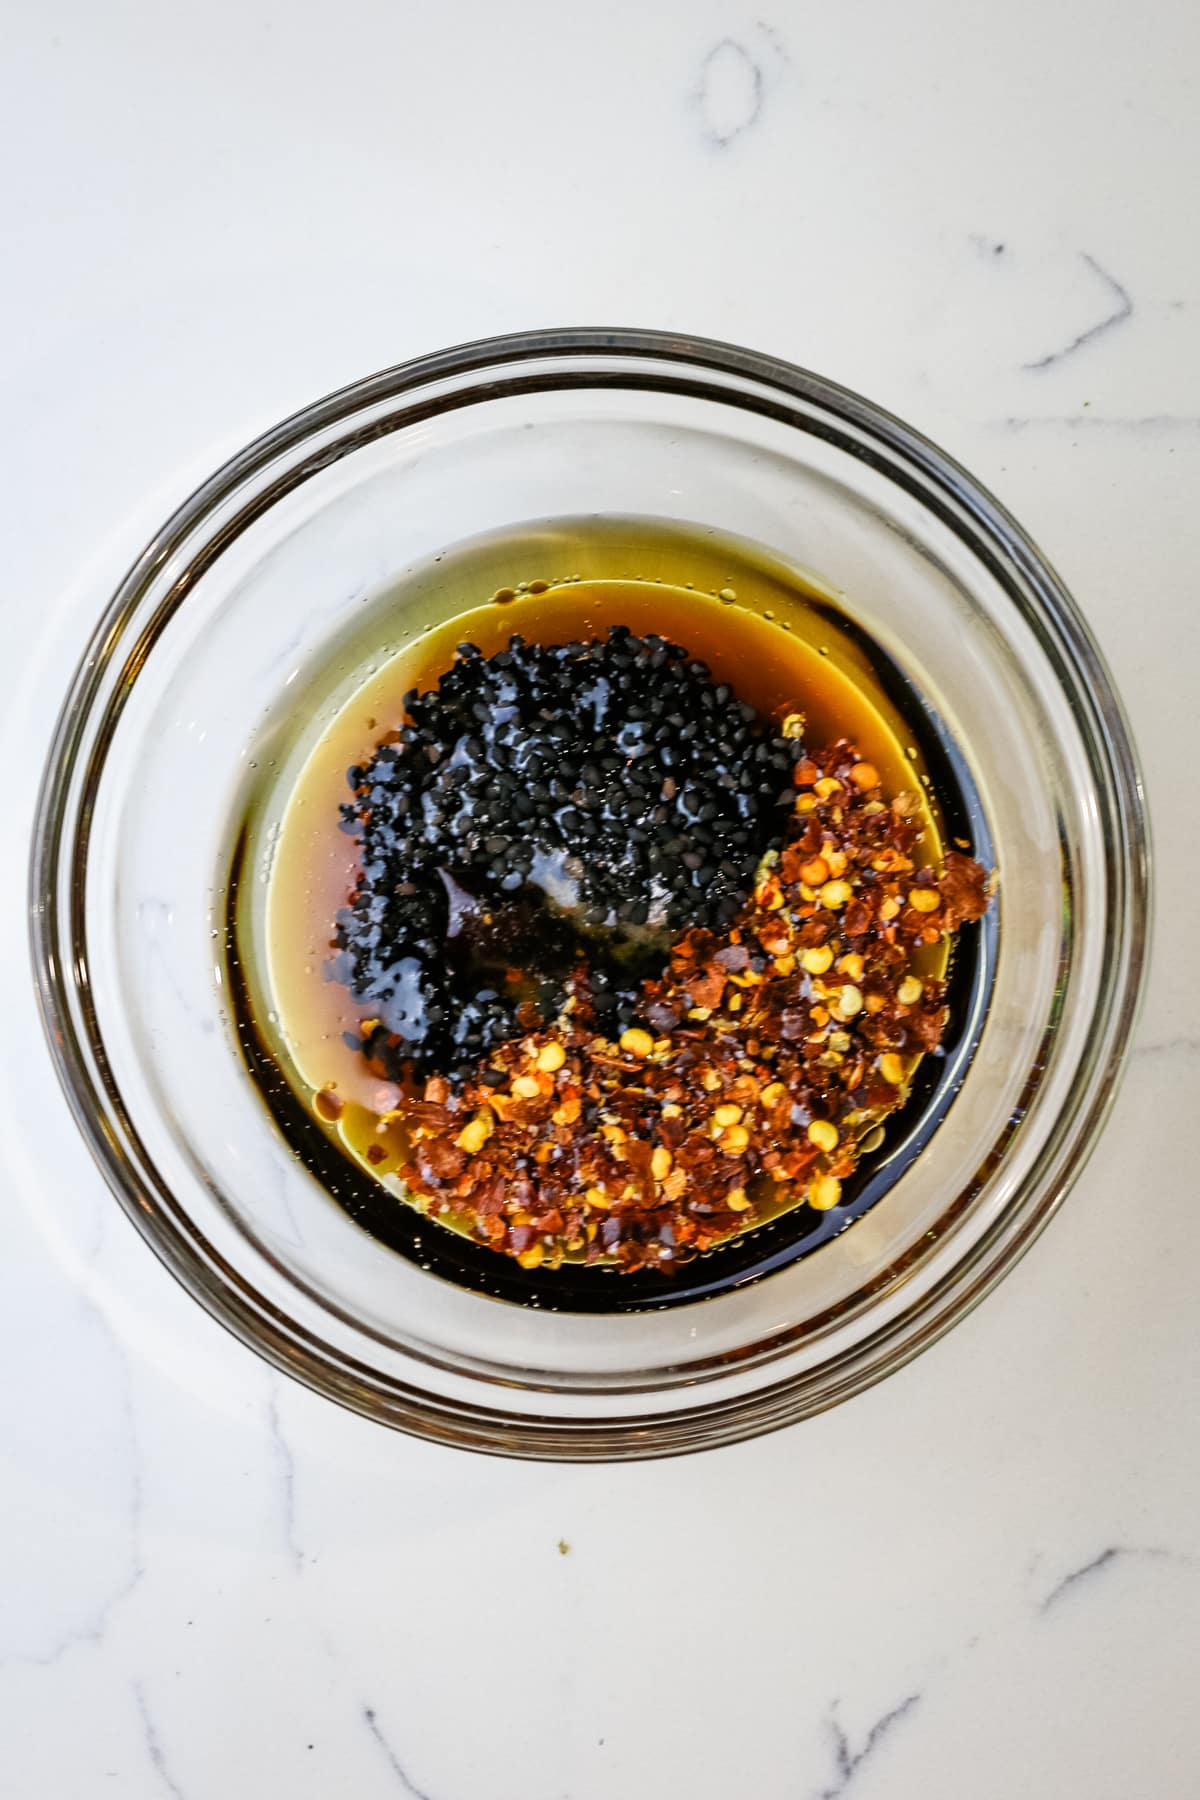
top-left (332, 625), bottom-right (804, 1081)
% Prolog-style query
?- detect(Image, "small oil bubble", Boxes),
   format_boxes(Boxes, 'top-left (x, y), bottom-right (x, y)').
top-left (718, 587), bottom-right (737, 603)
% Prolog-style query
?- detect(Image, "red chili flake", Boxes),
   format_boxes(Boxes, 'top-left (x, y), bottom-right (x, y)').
top-left (939, 849), bottom-right (991, 928)
top-left (685, 966), bottom-right (727, 1010)
top-left (716, 944), bottom-right (751, 973)
top-left (415, 1138), bottom-right (466, 1185)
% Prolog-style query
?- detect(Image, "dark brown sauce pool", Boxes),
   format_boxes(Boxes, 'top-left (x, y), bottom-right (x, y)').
top-left (225, 516), bottom-right (996, 1311)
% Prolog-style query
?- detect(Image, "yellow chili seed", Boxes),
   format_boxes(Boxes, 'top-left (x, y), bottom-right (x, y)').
top-left (835, 985), bottom-right (864, 1019)
top-left (456, 1114), bottom-right (492, 1155)
top-left (800, 856), bottom-right (829, 886)
top-left (517, 1244), bottom-right (545, 1269)
top-left (781, 711), bottom-right (805, 739)
top-left (814, 776), bottom-right (843, 799)
top-left (774, 952), bottom-right (796, 976)
top-left (701, 1069), bottom-right (722, 1092)
top-left (909, 887), bottom-right (941, 914)
top-left (879, 1053), bottom-right (906, 1085)
top-left (808, 1119), bottom-right (840, 1153)
top-left (837, 952), bottom-right (864, 980)
top-left (823, 848), bottom-right (848, 878)
top-left (720, 1124), bottom-right (750, 1153)
top-left (808, 1175), bottom-right (842, 1211)
top-left (850, 761), bottom-right (880, 790)
top-left (661, 1102), bottom-right (683, 1118)
top-left (726, 1188), bottom-right (751, 1212)
top-left (897, 975), bottom-right (924, 1005)
top-left (619, 1027), bottom-right (654, 1058)
top-left (795, 793), bottom-right (817, 814)
top-left (585, 1186), bottom-right (610, 1209)
top-left (820, 879), bottom-right (854, 910)
top-left (864, 993), bottom-right (887, 1014)
top-left (536, 1041), bottom-right (566, 1073)
top-left (713, 1103), bottom-right (744, 1128)
top-left (880, 896), bottom-right (901, 921)
top-left (802, 944), bottom-right (835, 974)
top-left (651, 1145), bottom-right (673, 1182)
top-left (761, 1082), bottom-right (787, 1105)
top-left (511, 1074), bottom-right (542, 1099)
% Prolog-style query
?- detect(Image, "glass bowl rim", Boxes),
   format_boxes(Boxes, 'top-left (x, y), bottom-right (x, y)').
top-left (29, 326), bottom-right (1151, 1460)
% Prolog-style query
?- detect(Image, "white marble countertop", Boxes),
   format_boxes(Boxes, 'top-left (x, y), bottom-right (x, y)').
top-left (1, 3), bottom-right (1196, 1794)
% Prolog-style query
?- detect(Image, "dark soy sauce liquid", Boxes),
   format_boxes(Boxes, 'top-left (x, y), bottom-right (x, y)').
top-left (226, 516), bottom-right (995, 1312)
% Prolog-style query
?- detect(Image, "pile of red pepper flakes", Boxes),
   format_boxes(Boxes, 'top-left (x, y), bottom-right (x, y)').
top-left (387, 740), bottom-right (991, 1273)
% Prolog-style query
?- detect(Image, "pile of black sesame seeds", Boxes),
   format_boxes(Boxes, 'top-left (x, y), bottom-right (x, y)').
top-left (333, 628), bottom-right (805, 1081)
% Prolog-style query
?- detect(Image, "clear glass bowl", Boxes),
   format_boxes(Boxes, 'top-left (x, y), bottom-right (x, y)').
top-left (30, 329), bottom-right (1149, 1460)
